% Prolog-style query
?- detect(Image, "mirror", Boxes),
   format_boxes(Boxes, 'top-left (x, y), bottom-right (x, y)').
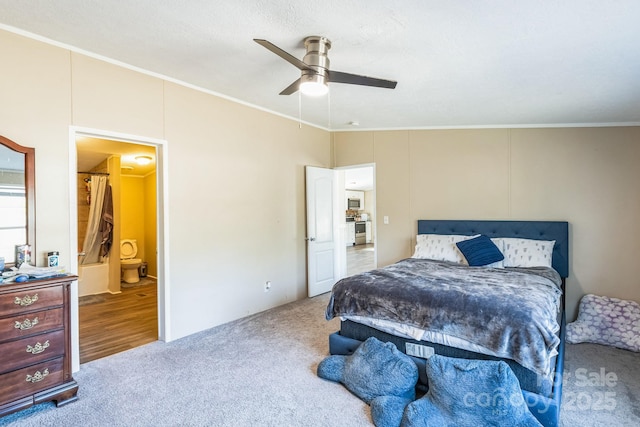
top-left (0, 135), bottom-right (35, 267)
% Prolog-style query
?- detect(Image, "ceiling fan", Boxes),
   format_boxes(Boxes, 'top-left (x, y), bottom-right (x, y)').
top-left (254, 36), bottom-right (397, 96)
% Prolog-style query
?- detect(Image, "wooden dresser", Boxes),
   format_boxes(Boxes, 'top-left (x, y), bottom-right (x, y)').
top-left (0, 275), bottom-right (78, 417)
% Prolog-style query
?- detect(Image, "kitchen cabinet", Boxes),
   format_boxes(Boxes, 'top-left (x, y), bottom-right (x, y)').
top-left (0, 275), bottom-right (78, 418)
top-left (366, 221), bottom-right (372, 243)
top-left (346, 222), bottom-right (356, 246)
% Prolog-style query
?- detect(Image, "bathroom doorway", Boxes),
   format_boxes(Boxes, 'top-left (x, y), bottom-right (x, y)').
top-left (69, 128), bottom-right (168, 369)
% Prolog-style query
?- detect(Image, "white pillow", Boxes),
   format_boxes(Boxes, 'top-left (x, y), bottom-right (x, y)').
top-left (484, 238), bottom-right (505, 268)
top-left (501, 237), bottom-right (555, 268)
top-left (412, 234), bottom-right (479, 264)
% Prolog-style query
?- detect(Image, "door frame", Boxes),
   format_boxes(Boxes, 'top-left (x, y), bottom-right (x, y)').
top-left (334, 163), bottom-right (377, 271)
top-left (67, 126), bottom-right (170, 373)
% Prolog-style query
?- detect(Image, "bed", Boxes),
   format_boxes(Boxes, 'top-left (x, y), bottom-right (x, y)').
top-left (326, 220), bottom-right (569, 427)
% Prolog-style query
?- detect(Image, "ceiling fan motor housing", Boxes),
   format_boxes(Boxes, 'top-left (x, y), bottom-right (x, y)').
top-left (302, 36), bottom-right (331, 83)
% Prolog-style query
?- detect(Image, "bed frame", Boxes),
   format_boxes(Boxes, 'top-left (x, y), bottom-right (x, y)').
top-left (328, 220), bottom-right (569, 427)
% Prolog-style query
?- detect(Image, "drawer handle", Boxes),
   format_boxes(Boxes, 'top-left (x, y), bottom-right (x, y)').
top-left (26, 368), bottom-right (49, 383)
top-left (26, 340), bottom-right (50, 355)
top-left (15, 317), bottom-right (39, 330)
top-left (14, 294), bottom-right (39, 307)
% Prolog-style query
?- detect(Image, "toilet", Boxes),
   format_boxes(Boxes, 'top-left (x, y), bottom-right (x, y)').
top-left (120, 239), bottom-right (142, 284)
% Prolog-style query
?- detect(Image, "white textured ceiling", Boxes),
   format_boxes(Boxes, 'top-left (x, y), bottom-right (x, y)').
top-left (1, 1), bottom-right (640, 130)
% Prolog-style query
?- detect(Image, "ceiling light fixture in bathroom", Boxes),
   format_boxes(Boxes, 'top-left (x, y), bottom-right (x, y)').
top-left (121, 166), bottom-right (134, 172)
top-left (135, 155), bottom-right (152, 166)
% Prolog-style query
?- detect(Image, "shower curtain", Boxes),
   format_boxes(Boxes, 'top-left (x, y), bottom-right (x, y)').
top-left (80, 175), bottom-right (112, 265)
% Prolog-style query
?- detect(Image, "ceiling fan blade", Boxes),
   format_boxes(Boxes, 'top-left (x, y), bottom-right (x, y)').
top-left (279, 78), bottom-right (301, 95)
top-left (328, 70), bottom-right (397, 89)
top-left (254, 39), bottom-right (313, 71)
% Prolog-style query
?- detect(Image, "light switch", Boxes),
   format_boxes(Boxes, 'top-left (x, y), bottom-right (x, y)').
top-left (383, 216), bottom-right (389, 224)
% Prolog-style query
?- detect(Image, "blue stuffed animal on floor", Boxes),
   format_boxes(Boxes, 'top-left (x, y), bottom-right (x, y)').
top-left (317, 337), bottom-right (418, 405)
top-left (318, 338), bottom-right (542, 427)
top-left (373, 355), bottom-right (543, 427)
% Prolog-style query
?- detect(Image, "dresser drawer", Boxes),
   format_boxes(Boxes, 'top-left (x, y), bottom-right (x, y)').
top-left (0, 286), bottom-right (64, 316)
top-left (0, 329), bottom-right (65, 374)
top-left (0, 357), bottom-right (64, 405)
top-left (0, 308), bottom-right (64, 343)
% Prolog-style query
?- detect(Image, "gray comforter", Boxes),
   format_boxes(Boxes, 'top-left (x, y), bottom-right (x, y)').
top-left (325, 258), bottom-right (563, 376)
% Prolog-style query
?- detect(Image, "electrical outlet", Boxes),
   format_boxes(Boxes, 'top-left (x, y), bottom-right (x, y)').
top-left (264, 281), bottom-right (272, 292)
top-left (383, 216), bottom-right (389, 224)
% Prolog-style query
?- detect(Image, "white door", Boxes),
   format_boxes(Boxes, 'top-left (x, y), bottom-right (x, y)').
top-left (306, 166), bottom-right (344, 297)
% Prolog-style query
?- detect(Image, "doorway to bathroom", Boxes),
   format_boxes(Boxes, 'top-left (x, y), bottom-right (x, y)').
top-left (71, 128), bottom-right (166, 366)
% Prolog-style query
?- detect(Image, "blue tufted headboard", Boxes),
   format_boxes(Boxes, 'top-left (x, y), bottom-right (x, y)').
top-left (417, 220), bottom-right (569, 278)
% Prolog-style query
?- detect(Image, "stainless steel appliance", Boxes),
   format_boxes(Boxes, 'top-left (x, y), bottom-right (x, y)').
top-left (348, 198), bottom-right (361, 210)
top-left (355, 221), bottom-right (366, 245)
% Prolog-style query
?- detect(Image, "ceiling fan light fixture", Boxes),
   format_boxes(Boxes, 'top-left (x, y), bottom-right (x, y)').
top-left (299, 73), bottom-right (328, 96)
top-left (299, 81), bottom-right (328, 96)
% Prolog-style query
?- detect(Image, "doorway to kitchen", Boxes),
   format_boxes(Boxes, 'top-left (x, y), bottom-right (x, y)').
top-left (343, 165), bottom-right (376, 276)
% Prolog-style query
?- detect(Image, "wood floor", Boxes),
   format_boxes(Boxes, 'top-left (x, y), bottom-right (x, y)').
top-left (79, 281), bottom-right (158, 364)
top-left (346, 243), bottom-right (376, 276)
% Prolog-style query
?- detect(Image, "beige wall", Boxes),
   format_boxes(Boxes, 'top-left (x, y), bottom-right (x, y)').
top-left (333, 127), bottom-right (640, 320)
top-left (1, 30), bottom-right (331, 350)
top-left (163, 81), bottom-right (329, 337)
top-left (0, 31), bottom-right (72, 266)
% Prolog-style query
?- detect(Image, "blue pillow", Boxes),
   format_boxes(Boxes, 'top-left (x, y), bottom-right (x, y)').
top-left (456, 234), bottom-right (504, 267)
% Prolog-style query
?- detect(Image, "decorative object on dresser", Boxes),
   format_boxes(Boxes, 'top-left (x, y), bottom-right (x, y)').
top-left (0, 275), bottom-right (78, 418)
